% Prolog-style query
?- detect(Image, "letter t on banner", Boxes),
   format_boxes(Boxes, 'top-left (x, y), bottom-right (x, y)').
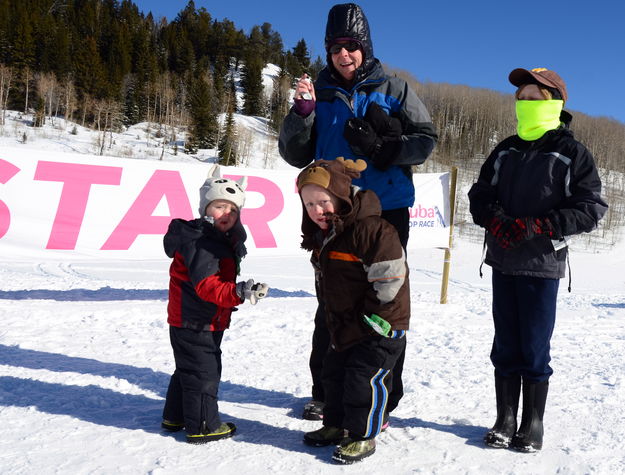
top-left (34, 161), bottom-right (122, 250)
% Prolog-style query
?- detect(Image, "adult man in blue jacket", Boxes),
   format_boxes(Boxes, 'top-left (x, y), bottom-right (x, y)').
top-left (279, 3), bottom-right (437, 423)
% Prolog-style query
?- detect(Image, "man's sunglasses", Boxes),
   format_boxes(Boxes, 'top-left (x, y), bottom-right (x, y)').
top-left (328, 41), bottom-right (360, 54)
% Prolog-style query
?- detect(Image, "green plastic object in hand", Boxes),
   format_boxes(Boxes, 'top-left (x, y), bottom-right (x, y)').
top-left (363, 313), bottom-right (391, 337)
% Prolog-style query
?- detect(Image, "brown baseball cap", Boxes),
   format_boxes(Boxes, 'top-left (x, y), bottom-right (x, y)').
top-left (509, 67), bottom-right (568, 103)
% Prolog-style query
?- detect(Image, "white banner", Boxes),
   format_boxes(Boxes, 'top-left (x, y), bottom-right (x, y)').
top-left (409, 172), bottom-right (452, 249)
top-left (0, 148), bottom-right (451, 260)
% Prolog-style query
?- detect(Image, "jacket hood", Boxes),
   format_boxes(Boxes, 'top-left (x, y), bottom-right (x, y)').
top-left (560, 109), bottom-right (572, 127)
top-left (300, 187), bottom-right (381, 251)
top-left (324, 3), bottom-right (376, 83)
top-left (164, 218), bottom-right (248, 259)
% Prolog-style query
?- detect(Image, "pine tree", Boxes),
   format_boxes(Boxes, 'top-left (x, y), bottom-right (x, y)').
top-left (218, 107), bottom-right (237, 166)
top-left (284, 51), bottom-right (303, 78)
top-left (292, 39), bottom-right (311, 74)
top-left (0, 0), bottom-right (10, 64)
top-left (261, 23), bottom-right (284, 66)
top-left (104, 21), bottom-right (132, 96)
top-left (241, 55), bottom-right (264, 117)
top-left (33, 95), bottom-right (45, 127)
top-left (186, 71), bottom-right (218, 153)
top-left (309, 55), bottom-right (325, 80)
top-left (74, 36), bottom-right (107, 98)
top-left (10, 4), bottom-right (36, 70)
top-left (122, 73), bottom-right (141, 126)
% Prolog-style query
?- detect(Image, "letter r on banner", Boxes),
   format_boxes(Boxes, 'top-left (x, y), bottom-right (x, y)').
top-left (227, 175), bottom-right (283, 248)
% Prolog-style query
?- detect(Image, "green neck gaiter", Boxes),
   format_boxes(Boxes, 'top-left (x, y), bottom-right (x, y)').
top-left (515, 100), bottom-right (563, 141)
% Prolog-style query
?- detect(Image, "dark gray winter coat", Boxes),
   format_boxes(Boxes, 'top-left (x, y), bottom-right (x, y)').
top-left (468, 113), bottom-right (608, 279)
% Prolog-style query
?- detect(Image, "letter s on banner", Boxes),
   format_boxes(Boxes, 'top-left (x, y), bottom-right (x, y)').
top-left (0, 159), bottom-right (21, 239)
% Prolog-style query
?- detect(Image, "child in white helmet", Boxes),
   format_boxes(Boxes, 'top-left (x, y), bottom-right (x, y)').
top-left (161, 165), bottom-right (269, 444)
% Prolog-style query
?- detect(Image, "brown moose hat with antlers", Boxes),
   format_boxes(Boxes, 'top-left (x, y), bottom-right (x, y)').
top-left (297, 157), bottom-right (367, 246)
top-left (297, 157), bottom-right (367, 211)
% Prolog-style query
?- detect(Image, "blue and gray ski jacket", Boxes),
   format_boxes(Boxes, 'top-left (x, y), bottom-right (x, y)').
top-left (279, 3), bottom-right (437, 210)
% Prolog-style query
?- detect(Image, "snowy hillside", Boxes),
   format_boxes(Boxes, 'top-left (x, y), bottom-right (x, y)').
top-left (0, 64), bottom-right (289, 171)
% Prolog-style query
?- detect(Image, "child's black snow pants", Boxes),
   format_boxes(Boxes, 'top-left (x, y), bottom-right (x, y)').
top-left (321, 334), bottom-right (406, 438)
top-left (163, 326), bottom-right (224, 435)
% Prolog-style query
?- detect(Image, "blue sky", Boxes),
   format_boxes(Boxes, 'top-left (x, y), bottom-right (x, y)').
top-left (134, 0), bottom-right (625, 124)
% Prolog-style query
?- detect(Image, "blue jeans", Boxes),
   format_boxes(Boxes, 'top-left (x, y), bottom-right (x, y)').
top-left (490, 270), bottom-right (559, 382)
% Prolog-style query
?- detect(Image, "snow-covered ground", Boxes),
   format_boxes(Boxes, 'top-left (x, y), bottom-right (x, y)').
top-left (1, 100), bottom-right (624, 473)
top-left (1, 239), bottom-right (624, 474)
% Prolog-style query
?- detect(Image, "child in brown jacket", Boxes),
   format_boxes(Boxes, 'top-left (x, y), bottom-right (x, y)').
top-left (297, 158), bottom-right (410, 464)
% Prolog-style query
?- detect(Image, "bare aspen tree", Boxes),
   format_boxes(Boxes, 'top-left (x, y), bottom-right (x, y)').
top-left (62, 77), bottom-right (77, 126)
top-left (81, 93), bottom-right (93, 127)
top-left (237, 127), bottom-right (253, 167)
top-left (93, 98), bottom-right (122, 155)
top-left (0, 64), bottom-right (13, 126)
top-left (23, 67), bottom-right (31, 114)
top-left (159, 71), bottom-right (176, 159)
top-left (36, 72), bottom-right (60, 125)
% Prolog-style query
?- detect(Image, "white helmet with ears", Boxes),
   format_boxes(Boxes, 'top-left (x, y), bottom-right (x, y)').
top-left (198, 165), bottom-right (248, 217)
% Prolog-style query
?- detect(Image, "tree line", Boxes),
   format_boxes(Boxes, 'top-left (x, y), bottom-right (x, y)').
top-left (0, 0), bottom-right (319, 160)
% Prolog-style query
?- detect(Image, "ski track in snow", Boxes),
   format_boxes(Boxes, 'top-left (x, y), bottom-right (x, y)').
top-left (0, 242), bottom-right (624, 474)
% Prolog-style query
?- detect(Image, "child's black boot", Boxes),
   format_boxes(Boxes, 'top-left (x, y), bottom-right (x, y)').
top-left (484, 373), bottom-right (521, 448)
top-left (303, 426), bottom-right (346, 447)
top-left (332, 436), bottom-right (376, 464)
top-left (510, 380), bottom-right (549, 452)
top-left (186, 422), bottom-right (236, 444)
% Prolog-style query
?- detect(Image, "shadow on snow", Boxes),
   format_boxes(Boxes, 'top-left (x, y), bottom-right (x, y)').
top-left (0, 287), bottom-right (313, 301)
top-left (0, 344), bottom-right (332, 455)
top-left (0, 344), bottom-right (483, 454)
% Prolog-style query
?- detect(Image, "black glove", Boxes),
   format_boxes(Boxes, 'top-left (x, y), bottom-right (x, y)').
top-left (365, 102), bottom-right (402, 138)
top-left (343, 117), bottom-right (379, 157)
top-left (343, 119), bottom-right (402, 171)
top-left (516, 216), bottom-right (559, 240)
top-left (343, 103), bottom-right (403, 171)
top-left (488, 213), bottom-right (523, 249)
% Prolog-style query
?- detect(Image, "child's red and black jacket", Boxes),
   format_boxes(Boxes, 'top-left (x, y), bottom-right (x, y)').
top-left (164, 218), bottom-right (247, 331)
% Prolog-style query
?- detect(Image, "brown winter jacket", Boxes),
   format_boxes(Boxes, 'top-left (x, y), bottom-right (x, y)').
top-left (304, 187), bottom-right (410, 351)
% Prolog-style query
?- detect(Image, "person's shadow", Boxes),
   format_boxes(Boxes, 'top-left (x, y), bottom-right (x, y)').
top-left (0, 344), bottom-right (485, 456)
top-left (0, 344), bottom-right (321, 456)
top-left (388, 416), bottom-right (485, 448)
top-left (0, 287), bottom-right (312, 302)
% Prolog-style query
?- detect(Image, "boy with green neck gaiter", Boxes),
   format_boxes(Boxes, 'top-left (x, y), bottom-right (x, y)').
top-left (511, 67), bottom-right (567, 141)
top-left (468, 67), bottom-right (608, 454)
